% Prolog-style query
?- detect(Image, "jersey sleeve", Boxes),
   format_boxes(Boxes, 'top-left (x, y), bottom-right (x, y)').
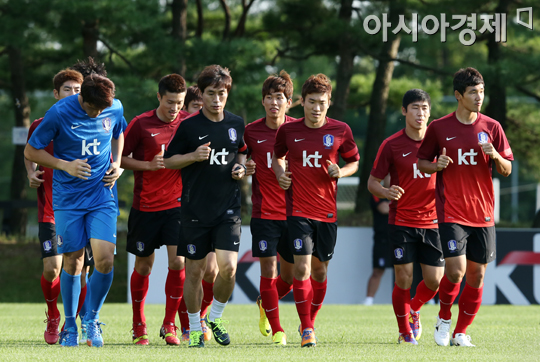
top-left (370, 140), bottom-right (392, 180)
top-left (339, 124), bottom-right (360, 163)
top-left (164, 121), bottom-right (188, 158)
top-left (417, 122), bottom-right (439, 160)
top-left (244, 125), bottom-right (253, 158)
top-left (493, 123), bottom-right (514, 160)
top-left (273, 125), bottom-right (288, 159)
top-left (122, 117), bottom-right (140, 156)
top-left (28, 108), bottom-right (59, 150)
top-left (26, 119), bottom-right (41, 142)
top-left (238, 122), bottom-right (248, 154)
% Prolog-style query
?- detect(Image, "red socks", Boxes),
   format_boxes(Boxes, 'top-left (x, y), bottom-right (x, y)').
top-left (178, 297), bottom-right (189, 331)
top-left (200, 279), bottom-right (214, 317)
top-left (392, 284), bottom-right (411, 335)
top-left (164, 268), bottom-right (185, 325)
top-left (41, 274), bottom-right (61, 319)
top-left (310, 277), bottom-right (327, 325)
top-left (77, 284), bottom-right (87, 317)
top-left (276, 275), bottom-right (293, 299)
top-left (454, 283), bottom-right (483, 335)
top-left (293, 278), bottom-right (313, 330)
top-left (260, 276), bottom-right (283, 333)
top-left (410, 280), bottom-right (438, 312)
top-left (130, 269), bottom-right (149, 324)
top-left (438, 275), bottom-right (461, 320)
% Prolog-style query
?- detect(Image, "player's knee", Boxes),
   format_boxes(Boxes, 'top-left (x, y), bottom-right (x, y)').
top-left (95, 258), bottom-right (114, 274)
top-left (446, 269), bottom-right (465, 284)
top-left (168, 257), bottom-right (184, 271)
top-left (218, 263), bottom-right (237, 281)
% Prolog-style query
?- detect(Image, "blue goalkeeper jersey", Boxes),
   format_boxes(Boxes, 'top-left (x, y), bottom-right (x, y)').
top-left (29, 94), bottom-right (124, 210)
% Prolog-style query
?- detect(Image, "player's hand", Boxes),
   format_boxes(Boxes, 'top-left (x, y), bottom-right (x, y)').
top-left (148, 149), bottom-right (165, 171)
top-left (65, 158), bottom-right (91, 180)
top-left (326, 160), bottom-right (341, 178)
top-left (278, 171), bottom-right (292, 190)
top-left (232, 163), bottom-right (246, 180)
top-left (385, 185), bottom-right (405, 201)
top-left (27, 169), bottom-right (45, 188)
top-left (245, 159), bottom-right (256, 176)
top-left (436, 147), bottom-right (453, 171)
top-left (103, 162), bottom-right (121, 189)
top-left (479, 142), bottom-right (499, 160)
top-left (194, 142), bottom-right (211, 162)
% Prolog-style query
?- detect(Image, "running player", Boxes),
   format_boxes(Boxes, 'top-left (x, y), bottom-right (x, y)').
top-left (25, 74), bottom-right (125, 348)
top-left (25, 68), bottom-right (84, 345)
top-left (121, 74), bottom-right (188, 346)
top-left (244, 70), bottom-right (295, 345)
top-left (417, 68), bottom-right (513, 347)
top-left (272, 74), bottom-right (359, 347)
top-left (368, 89), bottom-right (444, 345)
top-left (164, 65), bottom-right (247, 348)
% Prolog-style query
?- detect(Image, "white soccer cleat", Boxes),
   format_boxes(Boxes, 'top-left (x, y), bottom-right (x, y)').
top-left (450, 333), bottom-right (475, 347)
top-left (433, 316), bottom-right (451, 346)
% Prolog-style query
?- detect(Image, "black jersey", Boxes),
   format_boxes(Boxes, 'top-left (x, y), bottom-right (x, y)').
top-left (164, 110), bottom-right (248, 226)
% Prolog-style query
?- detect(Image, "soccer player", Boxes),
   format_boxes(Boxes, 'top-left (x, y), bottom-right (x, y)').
top-left (368, 89), bottom-right (445, 345)
top-left (417, 68), bottom-right (513, 347)
top-left (183, 85), bottom-right (203, 114)
top-left (164, 65), bottom-right (247, 348)
top-left (272, 74), bottom-right (359, 347)
top-left (121, 74), bottom-right (189, 346)
top-left (24, 68), bottom-right (84, 345)
top-left (25, 74), bottom-right (125, 348)
top-left (244, 70), bottom-right (295, 345)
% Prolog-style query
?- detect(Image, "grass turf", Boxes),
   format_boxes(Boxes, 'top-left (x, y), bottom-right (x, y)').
top-left (0, 303), bottom-right (538, 361)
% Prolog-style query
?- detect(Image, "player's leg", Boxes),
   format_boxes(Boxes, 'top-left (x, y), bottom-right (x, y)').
top-left (129, 254), bottom-right (154, 345)
top-left (201, 251), bottom-right (218, 336)
top-left (78, 253), bottom-right (92, 344)
top-left (365, 238), bottom-right (391, 305)
top-left (393, 262), bottom-right (417, 345)
top-left (160, 245), bottom-right (185, 345)
top-left (365, 268), bottom-right (385, 305)
top-left (258, 256), bottom-right (279, 337)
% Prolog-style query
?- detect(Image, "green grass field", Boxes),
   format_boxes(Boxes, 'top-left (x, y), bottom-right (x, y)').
top-left (0, 303), bottom-right (538, 361)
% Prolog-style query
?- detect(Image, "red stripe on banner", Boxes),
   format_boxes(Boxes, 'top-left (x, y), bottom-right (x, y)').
top-left (499, 251), bottom-right (540, 265)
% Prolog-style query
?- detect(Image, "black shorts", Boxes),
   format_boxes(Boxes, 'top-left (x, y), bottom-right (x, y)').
top-left (179, 210), bottom-right (242, 260)
top-left (83, 244), bottom-right (94, 267)
top-left (372, 237), bottom-right (392, 269)
top-left (287, 216), bottom-right (337, 262)
top-left (439, 223), bottom-right (496, 264)
top-left (39, 222), bottom-right (58, 259)
top-left (126, 207), bottom-right (182, 257)
top-left (388, 225), bottom-right (444, 267)
top-left (250, 218), bottom-right (294, 264)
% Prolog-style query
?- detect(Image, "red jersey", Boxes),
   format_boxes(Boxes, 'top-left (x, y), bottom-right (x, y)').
top-left (371, 129), bottom-right (437, 228)
top-left (245, 116), bottom-right (296, 220)
top-left (27, 118), bottom-right (55, 223)
top-left (123, 109), bottom-right (189, 212)
top-left (417, 112), bottom-right (513, 227)
top-left (274, 117), bottom-right (359, 223)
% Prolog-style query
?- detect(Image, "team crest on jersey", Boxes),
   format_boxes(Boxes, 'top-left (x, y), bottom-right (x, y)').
top-left (294, 238), bottom-right (303, 250)
top-left (228, 128), bottom-right (237, 143)
top-left (323, 134), bottom-right (334, 148)
top-left (136, 242), bottom-right (144, 252)
top-left (448, 240), bottom-right (457, 252)
top-left (43, 240), bottom-right (52, 252)
top-left (102, 117), bottom-right (112, 133)
top-left (477, 131), bottom-right (488, 144)
top-left (57, 235), bottom-right (63, 247)
top-left (187, 244), bottom-right (196, 255)
top-left (259, 240), bottom-right (268, 252)
top-left (394, 247), bottom-right (404, 260)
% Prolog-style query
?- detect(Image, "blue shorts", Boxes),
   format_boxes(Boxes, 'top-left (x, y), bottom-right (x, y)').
top-left (55, 201), bottom-right (118, 254)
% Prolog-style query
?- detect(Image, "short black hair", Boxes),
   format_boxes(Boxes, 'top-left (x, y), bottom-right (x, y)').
top-left (453, 67), bottom-right (484, 96)
top-left (80, 74), bottom-right (115, 110)
top-left (197, 65), bottom-right (232, 94)
top-left (158, 74), bottom-right (187, 96)
top-left (402, 89), bottom-right (431, 110)
top-left (184, 85), bottom-right (202, 107)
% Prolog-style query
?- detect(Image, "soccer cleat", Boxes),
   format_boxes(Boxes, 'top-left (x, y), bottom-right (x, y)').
top-left (188, 330), bottom-right (205, 348)
top-left (132, 322), bottom-right (149, 345)
top-left (181, 327), bottom-right (190, 342)
top-left (200, 317), bottom-right (212, 341)
top-left (205, 315), bottom-right (231, 346)
top-left (272, 331), bottom-right (287, 345)
top-left (450, 333), bottom-right (475, 347)
top-left (409, 310), bottom-right (422, 340)
top-left (398, 331), bottom-right (418, 345)
top-left (79, 321), bottom-right (87, 345)
top-left (301, 328), bottom-right (316, 348)
top-left (160, 322), bottom-right (180, 345)
top-left (434, 316), bottom-right (451, 346)
top-left (44, 311), bottom-right (60, 345)
top-left (85, 319), bottom-right (105, 347)
top-left (256, 295), bottom-right (271, 337)
top-left (59, 327), bottom-right (79, 347)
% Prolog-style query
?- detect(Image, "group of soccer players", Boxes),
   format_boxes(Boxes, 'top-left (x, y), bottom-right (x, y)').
top-left (24, 59), bottom-right (510, 349)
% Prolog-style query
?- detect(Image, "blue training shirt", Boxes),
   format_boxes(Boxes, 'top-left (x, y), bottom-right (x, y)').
top-left (29, 94), bottom-right (124, 210)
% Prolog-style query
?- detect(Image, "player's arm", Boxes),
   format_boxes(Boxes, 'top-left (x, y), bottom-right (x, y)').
top-left (367, 175), bottom-right (404, 201)
top-left (479, 142), bottom-right (512, 177)
top-left (103, 133), bottom-right (125, 188)
top-left (232, 153), bottom-right (247, 180)
top-left (121, 151), bottom-right (165, 172)
top-left (326, 160), bottom-right (358, 178)
top-left (24, 156), bottom-right (44, 188)
top-left (24, 144), bottom-right (91, 180)
top-left (271, 153), bottom-right (291, 190)
top-left (164, 142), bottom-right (211, 170)
top-left (418, 147), bottom-right (453, 174)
